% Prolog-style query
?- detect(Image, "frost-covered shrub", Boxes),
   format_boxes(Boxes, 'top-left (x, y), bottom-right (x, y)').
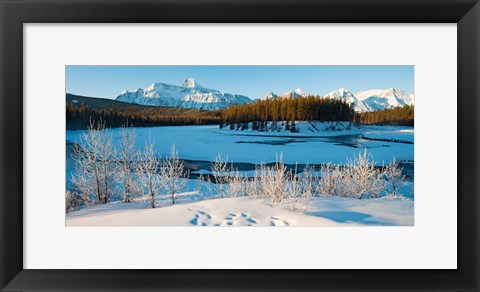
top-left (245, 167), bottom-right (262, 199)
top-left (258, 154), bottom-right (289, 206)
top-left (196, 173), bottom-right (215, 198)
top-left (286, 166), bottom-right (301, 211)
top-left (65, 189), bottom-right (90, 213)
top-left (211, 153), bottom-right (251, 199)
top-left (298, 164), bottom-right (317, 210)
top-left (383, 157), bottom-right (406, 196)
top-left (227, 170), bottom-right (246, 198)
top-left (288, 164), bottom-right (316, 211)
top-left (343, 149), bottom-right (385, 199)
top-left (237, 149), bottom-right (397, 209)
top-left (318, 164), bottom-right (349, 197)
top-left (71, 119), bottom-right (117, 205)
top-left (116, 126), bottom-right (139, 203)
top-left (211, 153), bottom-right (230, 198)
top-left (135, 140), bottom-right (162, 208)
top-left (318, 163), bottom-right (335, 197)
top-left (161, 145), bottom-right (189, 205)
top-left (249, 157), bottom-right (318, 210)
top-left (65, 191), bottom-right (75, 212)
top-left (316, 150), bottom-right (392, 199)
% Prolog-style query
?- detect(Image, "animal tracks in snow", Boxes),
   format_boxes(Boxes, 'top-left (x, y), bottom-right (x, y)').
top-left (189, 210), bottom-right (212, 226)
top-left (188, 208), bottom-right (259, 227)
top-left (221, 213), bottom-right (258, 226)
top-left (188, 207), bottom-right (291, 227)
top-left (269, 216), bottom-right (290, 226)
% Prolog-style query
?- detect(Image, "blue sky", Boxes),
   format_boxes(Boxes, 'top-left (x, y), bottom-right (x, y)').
top-left (66, 65), bottom-right (414, 100)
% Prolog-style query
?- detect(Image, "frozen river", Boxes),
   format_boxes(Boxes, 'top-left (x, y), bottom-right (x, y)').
top-left (66, 124), bottom-right (414, 186)
top-left (66, 125), bottom-right (413, 163)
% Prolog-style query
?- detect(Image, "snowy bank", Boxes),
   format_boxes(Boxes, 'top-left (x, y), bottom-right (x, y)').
top-left (220, 121), bottom-right (361, 137)
top-left (66, 196), bottom-right (413, 227)
top-left (362, 128), bottom-right (414, 143)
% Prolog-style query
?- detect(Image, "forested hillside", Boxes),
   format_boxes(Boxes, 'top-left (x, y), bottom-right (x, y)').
top-left (66, 94), bottom-right (220, 130)
top-left (66, 94), bottom-right (413, 131)
top-left (358, 105), bottom-right (414, 126)
top-left (219, 96), bottom-right (356, 131)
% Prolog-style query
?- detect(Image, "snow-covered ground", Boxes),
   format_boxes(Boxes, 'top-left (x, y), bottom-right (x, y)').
top-left (66, 195), bottom-right (414, 227)
top-left (66, 124), bottom-right (414, 166)
top-left (66, 123), bottom-right (414, 227)
top-left (362, 128), bottom-right (414, 143)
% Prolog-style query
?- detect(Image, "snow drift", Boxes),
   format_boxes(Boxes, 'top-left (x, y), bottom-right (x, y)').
top-left (66, 196), bottom-right (414, 227)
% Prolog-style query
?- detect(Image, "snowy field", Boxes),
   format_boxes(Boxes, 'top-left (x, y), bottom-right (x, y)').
top-left (66, 123), bottom-right (414, 166)
top-left (66, 123), bottom-right (414, 227)
top-left (66, 195), bottom-right (414, 227)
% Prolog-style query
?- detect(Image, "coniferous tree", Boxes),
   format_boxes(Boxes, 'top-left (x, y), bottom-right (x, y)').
top-left (67, 100), bottom-right (221, 130)
top-left (358, 105), bottom-right (413, 126)
top-left (219, 95), bottom-right (357, 131)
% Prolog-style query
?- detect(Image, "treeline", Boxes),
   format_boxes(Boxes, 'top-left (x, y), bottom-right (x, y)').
top-left (358, 105), bottom-right (414, 126)
top-left (67, 101), bottom-right (221, 130)
top-left (220, 96), bottom-right (356, 130)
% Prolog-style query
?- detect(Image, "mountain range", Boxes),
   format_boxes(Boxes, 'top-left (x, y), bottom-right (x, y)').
top-left (115, 78), bottom-right (414, 112)
top-left (116, 78), bottom-right (251, 110)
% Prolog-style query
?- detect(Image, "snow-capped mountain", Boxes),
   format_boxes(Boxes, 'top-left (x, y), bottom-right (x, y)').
top-left (354, 88), bottom-right (414, 111)
top-left (261, 87), bottom-right (413, 112)
top-left (283, 88), bottom-right (311, 98)
top-left (263, 89), bottom-right (311, 100)
top-left (324, 88), bottom-right (370, 112)
top-left (323, 88), bottom-right (414, 112)
top-left (263, 92), bottom-right (278, 100)
top-left (116, 78), bottom-right (252, 110)
top-left (116, 78), bottom-right (413, 112)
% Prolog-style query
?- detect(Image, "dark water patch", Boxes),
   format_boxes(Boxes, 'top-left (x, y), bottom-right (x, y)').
top-left (228, 133), bottom-right (326, 139)
top-left (235, 134), bottom-right (398, 149)
top-left (398, 161), bottom-right (414, 180)
top-left (236, 139), bottom-right (305, 146)
top-left (361, 135), bottom-right (414, 144)
top-left (324, 134), bottom-right (381, 149)
top-left (184, 159), bottom-right (414, 182)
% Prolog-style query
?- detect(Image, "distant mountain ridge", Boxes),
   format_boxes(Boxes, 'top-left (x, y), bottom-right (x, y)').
top-left (114, 78), bottom-right (413, 112)
top-left (265, 87), bottom-right (414, 112)
top-left (355, 88), bottom-right (414, 111)
top-left (116, 78), bottom-right (252, 110)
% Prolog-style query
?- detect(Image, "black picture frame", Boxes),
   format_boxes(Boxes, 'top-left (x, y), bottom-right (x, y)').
top-left (1, 0), bottom-right (479, 291)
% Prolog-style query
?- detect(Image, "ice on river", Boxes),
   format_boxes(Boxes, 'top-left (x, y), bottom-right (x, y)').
top-left (66, 123), bottom-right (414, 165)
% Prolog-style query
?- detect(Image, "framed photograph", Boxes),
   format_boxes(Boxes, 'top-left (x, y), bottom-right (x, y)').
top-left (65, 65), bottom-right (415, 227)
top-left (1, 0), bottom-right (479, 291)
